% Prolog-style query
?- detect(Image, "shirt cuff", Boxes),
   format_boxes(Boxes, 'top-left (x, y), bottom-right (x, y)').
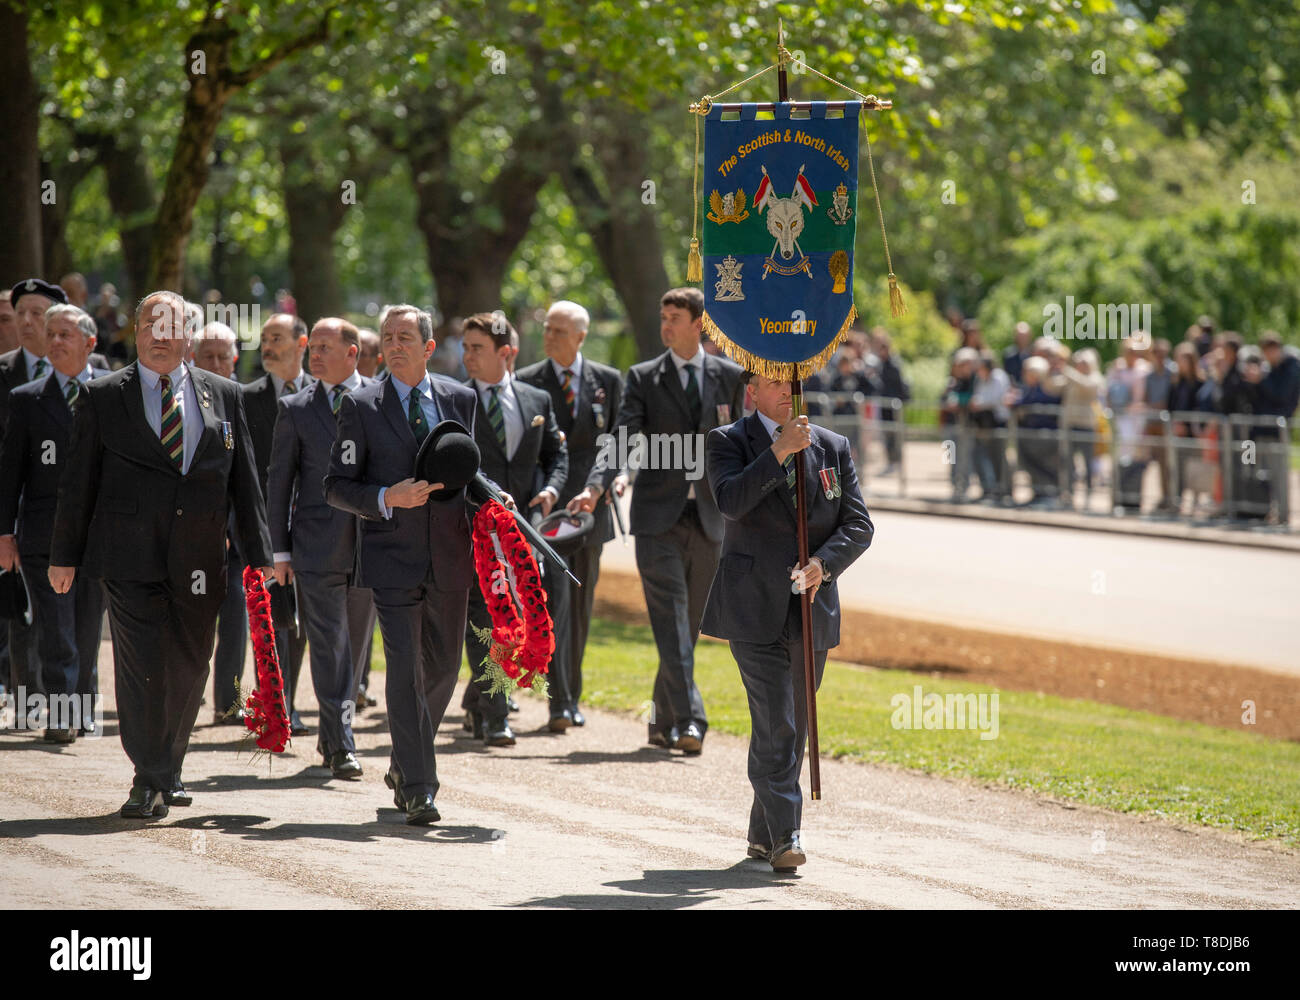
top-left (542, 487), bottom-right (559, 502)
top-left (377, 487), bottom-right (393, 519)
top-left (272, 552), bottom-right (291, 563)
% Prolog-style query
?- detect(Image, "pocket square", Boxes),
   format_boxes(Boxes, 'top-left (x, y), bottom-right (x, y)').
top-left (531, 414), bottom-right (545, 427)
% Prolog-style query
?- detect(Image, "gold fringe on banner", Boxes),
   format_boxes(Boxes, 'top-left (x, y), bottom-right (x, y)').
top-left (702, 305), bottom-right (858, 382)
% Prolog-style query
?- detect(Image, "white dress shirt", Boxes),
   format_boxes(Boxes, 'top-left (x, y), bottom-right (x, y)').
top-left (139, 363), bottom-right (203, 474)
top-left (378, 374), bottom-right (442, 518)
top-left (474, 374), bottom-right (522, 459)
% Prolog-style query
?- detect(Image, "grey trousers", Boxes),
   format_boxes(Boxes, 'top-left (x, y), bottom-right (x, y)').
top-left (296, 571), bottom-right (374, 757)
top-left (635, 503), bottom-right (716, 737)
top-left (730, 596), bottom-right (827, 849)
top-left (372, 572), bottom-right (467, 800)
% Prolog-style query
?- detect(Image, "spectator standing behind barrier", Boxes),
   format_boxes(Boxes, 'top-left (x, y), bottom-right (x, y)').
top-left (1144, 339), bottom-right (1177, 513)
top-left (1245, 332), bottom-right (1298, 523)
top-left (942, 348), bottom-right (979, 502)
top-left (1059, 348), bottom-right (1103, 509)
top-left (969, 351), bottom-right (1010, 504)
top-left (1169, 342), bottom-right (1206, 514)
top-left (870, 327), bottom-right (910, 474)
top-left (1013, 355), bottom-right (1063, 507)
top-left (1002, 321), bottom-right (1033, 386)
top-left (1105, 337), bottom-right (1152, 513)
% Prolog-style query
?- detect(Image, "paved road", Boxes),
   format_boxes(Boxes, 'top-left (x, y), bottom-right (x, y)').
top-left (604, 499), bottom-right (1300, 675)
top-left (2, 663), bottom-right (1297, 909)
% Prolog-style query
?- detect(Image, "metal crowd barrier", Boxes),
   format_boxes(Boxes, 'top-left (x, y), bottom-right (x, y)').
top-left (802, 392), bottom-right (1297, 527)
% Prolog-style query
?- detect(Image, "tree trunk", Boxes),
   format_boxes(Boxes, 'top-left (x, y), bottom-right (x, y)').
top-left (41, 155), bottom-right (97, 280)
top-left (0, 3), bottom-right (44, 279)
top-left (279, 128), bottom-right (347, 325)
top-left (96, 130), bottom-right (157, 306)
top-left (561, 117), bottom-right (670, 362)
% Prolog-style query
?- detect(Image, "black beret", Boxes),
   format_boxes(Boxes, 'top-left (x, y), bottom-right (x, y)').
top-left (10, 278), bottom-right (68, 309)
top-left (414, 420), bottom-right (481, 500)
top-left (532, 510), bottom-right (596, 556)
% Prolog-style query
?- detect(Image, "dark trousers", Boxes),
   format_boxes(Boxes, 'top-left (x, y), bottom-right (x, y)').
top-left (211, 550), bottom-right (248, 713)
top-left (541, 550), bottom-right (576, 714)
top-left (636, 504), bottom-right (716, 738)
top-left (730, 597), bottom-right (828, 849)
top-left (7, 615), bottom-right (38, 697)
top-left (564, 539), bottom-right (602, 708)
top-left (372, 572), bottom-right (468, 800)
top-left (297, 571), bottom-right (373, 757)
top-left (275, 620), bottom-right (308, 715)
top-left (21, 554), bottom-right (104, 709)
top-left (462, 580), bottom-right (510, 727)
top-left (104, 577), bottom-right (222, 791)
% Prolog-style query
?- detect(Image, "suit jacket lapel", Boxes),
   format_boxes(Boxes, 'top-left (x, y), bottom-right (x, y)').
top-left (119, 364), bottom-right (180, 471)
top-left (472, 389), bottom-right (506, 461)
top-left (187, 365), bottom-right (222, 466)
top-left (700, 353), bottom-right (723, 426)
top-left (379, 377), bottom-right (417, 451)
top-left (657, 352), bottom-right (694, 427)
top-left (309, 380), bottom-right (337, 439)
top-left (38, 374), bottom-right (73, 430)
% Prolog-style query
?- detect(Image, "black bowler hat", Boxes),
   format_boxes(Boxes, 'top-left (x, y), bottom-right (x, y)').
top-left (414, 420), bottom-right (481, 500)
top-left (533, 509), bottom-right (595, 556)
top-left (10, 278), bottom-right (68, 309)
top-left (0, 567), bottom-right (32, 625)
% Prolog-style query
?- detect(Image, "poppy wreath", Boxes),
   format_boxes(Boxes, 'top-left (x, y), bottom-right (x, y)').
top-left (470, 500), bottom-right (553, 699)
top-left (241, 565), bottom-right (291, 753)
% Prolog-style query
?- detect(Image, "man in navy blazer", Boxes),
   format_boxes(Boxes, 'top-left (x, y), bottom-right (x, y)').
top-left (700, 371), bottom-right (874, 872)
top-left (268, 317), bottom-right (377, 780)
top-left (0, 304), bottom-right (110, 742)
top-left (323, 304), bottom-right (482, 825)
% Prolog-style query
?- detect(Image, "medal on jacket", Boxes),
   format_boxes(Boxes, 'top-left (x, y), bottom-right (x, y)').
top-left (592, 383), bottom-right (606, 429)
top-left (201, 388), bottom-right (211, 408)
top-left (716, 403), bottom-right (731, 424)
top-left (221, 419), bottom-right (234, 450)
top-left (818, 466), bottom-right (841, 499)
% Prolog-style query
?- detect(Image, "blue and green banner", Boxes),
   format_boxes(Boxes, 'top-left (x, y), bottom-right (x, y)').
top-left (701, 101), bottom-right (859, 379)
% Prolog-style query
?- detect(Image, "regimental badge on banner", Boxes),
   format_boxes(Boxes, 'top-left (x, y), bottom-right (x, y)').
top-left (818, 466), bottom-right (841, 500)
top-left (701, 102), bottom-right (860, 380)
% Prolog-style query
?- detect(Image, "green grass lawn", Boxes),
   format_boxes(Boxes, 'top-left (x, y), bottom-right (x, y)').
top-left (370, 617), bottom-right (1300, 848)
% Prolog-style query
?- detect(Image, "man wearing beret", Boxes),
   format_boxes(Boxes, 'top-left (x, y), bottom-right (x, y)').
top-left (49, 290), bottom-right (273, 818)
top-left (700, 371), bottom-right (874, 872)
top-left (324, 304), bottom-right (486, 825)
top-left (0, 303), bottom-right (110, 742)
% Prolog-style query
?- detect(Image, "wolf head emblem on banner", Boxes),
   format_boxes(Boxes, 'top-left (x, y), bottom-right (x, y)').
top-left (755, 164), bottom-right (818, 276)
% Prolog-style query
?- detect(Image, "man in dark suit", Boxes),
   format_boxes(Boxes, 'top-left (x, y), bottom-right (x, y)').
top-left (0, 304), bottom-right (110, 742)
top-left (324, 304), bottom-right (482, 824)
top-left (516, 300), bottom-right (622, 730)
top-left (242, 312), bottom-right (313, 734)
top-left (459, 312), bottom-right (567, 745)
top-left (268, 317), bottom-right (376, 780)
top-left (612, 288), bottom-right (744, 755)
top-left (700, 371), bottom-right (874, 872)
top-left (50, 291), bottom-right (273, 818)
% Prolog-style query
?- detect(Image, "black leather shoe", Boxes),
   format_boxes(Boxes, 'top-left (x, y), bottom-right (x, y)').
top-left (163, 785), bottom-right (192, 807)
top-left (570, 709), bottom-right (585, 727)
top-left (674, 723), bottom-right (704, 755)
top-left (507, 697), bottom-right (520, 713)
top-left (44, 727), bottom-right (77, 745)
top-left (462, 710), bottom-right (484, 739)
top-left (330, 750), bottom-right (363, 779)
top-left (485, 721), bottom-right (516, 747)
top-left (77, 717), bottom-right (96, 738)
top-left (769, 835), bottom-right (806, 873)
top-left (364, 690), bottom-right (378, 708)
top-left (404, 792), bottom-right (441, 825)
top-left (214, 707), bottom-right (246, 726)
top-left (746, 843), bottom-right (771, 861)
top-left (120, 785), bottom-right (168, 819)
top-left (647, 731), bottom-right (670, 748)
top-left (384, 767), bottom-right (406, 811)
top-left (548, 709), bottom-right (573, 733)
top-left (290, 711), bottom-right (309, 737)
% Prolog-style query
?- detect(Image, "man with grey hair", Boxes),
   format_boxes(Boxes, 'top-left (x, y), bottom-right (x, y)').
top-left (49, 290), bottom-right (273, 817)
top-left (191, 322), bottom-right (239, 379)
top-left (517, 299), bottom-right (623, 730)
top-left (0, 303), bottom-right (110, 742)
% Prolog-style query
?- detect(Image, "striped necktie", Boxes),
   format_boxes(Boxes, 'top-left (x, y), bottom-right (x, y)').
top-left (331, 384), bottom-right (347, 415)
top-left (407, 386), bottom-right (428, 443)
top-left (774, 429), bottom-right (796, 496)
top-left (64, 378), bottom-right (80, 407)
top-left (159, 374), bottom-right (184, 471)
top-left (33, 358), bottom-right (48, 379)
top-left (486, 385), bottom-right (506, 450)
top-left (560, 368), bottom-right (576, 415)
top-left (281, 378), bottom-right (297, 396)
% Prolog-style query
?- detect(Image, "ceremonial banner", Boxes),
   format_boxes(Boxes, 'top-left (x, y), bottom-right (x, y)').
top-left (701, 101), bottom-right (860, 379)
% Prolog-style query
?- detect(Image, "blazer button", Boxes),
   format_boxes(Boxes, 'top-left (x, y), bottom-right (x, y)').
top-left (176, 508), bottom-right (183, 516)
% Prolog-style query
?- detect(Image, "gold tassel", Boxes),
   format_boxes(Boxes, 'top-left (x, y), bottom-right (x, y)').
top-left (701, 306), bottom-right (857, 381)
top-left (888, 273), bottom-right (907, 318)
top-left (687, 238), bottom-right (702, 282)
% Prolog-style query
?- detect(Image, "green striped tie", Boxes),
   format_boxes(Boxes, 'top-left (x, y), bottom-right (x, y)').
top-left (33, 358), bottom-right (47, 379)
top-left (774, 429), bottom-right (796, 496)
top-left (159, 374), bottom-right (184, 471)
top-left (331, 384), bottom-right (347, 415)
top-left (684, 363), bottom-right (702, 426)
top-left (486, 385), bottom-right (506, 450)
top-left (64, 379), bottom-right (80, 407)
